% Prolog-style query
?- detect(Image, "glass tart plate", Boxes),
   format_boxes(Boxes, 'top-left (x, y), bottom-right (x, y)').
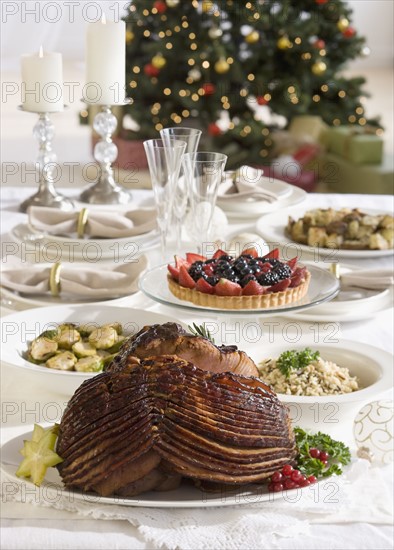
top-left (139, 263), bottom-right (340, 316)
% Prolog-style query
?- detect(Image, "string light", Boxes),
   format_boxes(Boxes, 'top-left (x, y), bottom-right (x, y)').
top-left (302, 53), bottom-right (312, 60)
top-left (133, 66), bottom-right (141, 74)
top-left (313, 94), bottom-right (321, 102)
top-left (295, 37), bottom-right (302, 44)
top-left (188, 59), bottom-right (195, 66)
top-left (321, 84), bottom-right (329, 92)
top-left (247, 73), bottom-right (255, 81)
top-left (356, 107), bottom-right (364, 114)
top-left (155, 123), bottom-right (163, 131)
top-left (129, 80), bottom-right (137, 88)
top-left (359, 118), bottom-right (367, 125)
top-left (202, 61), bottom-right (210, 68)
top-left (163, 88), bottom-right (172, 95)
top-left (191, 93), bottom-right (199, 101)
top-left (338, 90), bottom-right (346, 98)
top-left (333, 118), bottom-right (341, 126)
top-left (348, 115), bottom-right (356, 122)
top-left (143, 30), bottom-right (151, 37)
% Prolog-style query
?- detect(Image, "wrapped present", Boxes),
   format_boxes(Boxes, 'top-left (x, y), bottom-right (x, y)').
top-left (313, 153), bottom-right (393, 194)
top-left (326, 125), bottom-right (384, 165)
top-left (288, 115), bottom-right (329, 142)
top-left (264, 156), bottom-right (317, 192)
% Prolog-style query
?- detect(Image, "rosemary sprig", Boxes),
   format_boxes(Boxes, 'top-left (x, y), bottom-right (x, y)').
top-left (188, 322), bottom-right (215, 343)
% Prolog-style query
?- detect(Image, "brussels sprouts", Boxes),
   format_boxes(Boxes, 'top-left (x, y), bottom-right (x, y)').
top-left (75, 355), bottom-right (104, 373)
top-left (88, 326), bottom-right (118, 349)
top-left (46, 351), bottom-right (77, 371)
top-left (30, 337), bottom-right (58, 361)
top-left (106, 335), bottom-right (127, 354)
top-left (72, 341), bottom-right (97, 358)
top-left (55, 327), bottom-right (81, 350)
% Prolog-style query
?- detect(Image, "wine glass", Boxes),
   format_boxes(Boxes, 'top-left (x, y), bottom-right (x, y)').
top-left (143, 138), bottom-right (186, 260)
top-left (182, 152), bottom-right (227, 255)
top-left (160, 127), bottom-right (202, 250)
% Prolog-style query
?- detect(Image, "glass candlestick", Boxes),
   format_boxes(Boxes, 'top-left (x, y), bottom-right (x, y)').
top-left (20, 110), bottom-right (74, 213)
top-left (80, 104), bottom-right (132, 204)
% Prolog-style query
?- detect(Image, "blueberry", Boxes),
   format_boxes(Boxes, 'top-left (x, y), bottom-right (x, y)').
top-left (240, 274), bottom-right (256, 287)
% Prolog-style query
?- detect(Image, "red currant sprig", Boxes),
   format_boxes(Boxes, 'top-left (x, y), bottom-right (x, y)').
top-left (268, 464), bottom-right (317, 492)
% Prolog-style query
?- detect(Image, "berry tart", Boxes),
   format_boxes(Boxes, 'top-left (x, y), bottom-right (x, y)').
top-left (167, 247), bottom-right (311, 310)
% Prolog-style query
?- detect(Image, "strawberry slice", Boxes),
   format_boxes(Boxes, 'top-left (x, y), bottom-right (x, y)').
top-left (242, 280), bottom-right (265, 296)
top-left (290, 267), bottom-right (307, 287)
top-left (215, 278), bottom-right (242, 296)
top-left (203, 263), bottom-right (215, 276)
top-left (213, 249), bottom-right (228, 259)
top-left (167, 264), bottom-right (180, 281)
top-left (174, 255), bottom-right (190, 269)
top-left (287, 257), bottom-right (298, 271)
top-left (263, 248), bottom-right (280, 260)
top-left (178, 265), bottom-right (195, 289)
top-left (258, 261), bottom-right (272, 273)
top-left (242, 247), bottom-right (259, 258)
top-left (196, 277), bottom-right (215, 294)
top-left (186, 252), bottom-right (206, 264)
top-left (268, 278), bottom-right (291, 292)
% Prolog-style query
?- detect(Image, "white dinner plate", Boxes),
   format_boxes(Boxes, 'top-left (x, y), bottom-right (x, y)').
top-left (255, 207), bottom-right (394, 260)
top-left (1, 428), bottom-right (326, 509)
top-left (0, 255), bottom-right (148, 308)
top-left (10, 223), bottom-right (160, 262)
top-left (218, 184), bottom-right (307, 220)
top-left (0, 305), bottom-right (184, 395)
top-left (139, 263), bottom-right (340, 315)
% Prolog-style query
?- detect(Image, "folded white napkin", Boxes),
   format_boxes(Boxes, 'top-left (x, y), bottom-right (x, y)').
top-left (218, 166), bottom-right (278, 202)
top-left (1, 258), bottom-right (147, 298)
top-left (28, 206), bottom-right (157, 239)
top-left (341, 269), bottom-right (394, 290)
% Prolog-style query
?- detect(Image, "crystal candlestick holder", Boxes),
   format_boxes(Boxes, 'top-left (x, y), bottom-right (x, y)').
top-left (20, 109), bottom-right (74, 213)
top-left (80, 104), bottom-right (132, 204)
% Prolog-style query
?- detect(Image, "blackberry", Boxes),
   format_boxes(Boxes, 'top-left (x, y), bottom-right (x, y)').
top-left (240, 274), bottom-right (256, 287)
top-left (273, 263), bottom-right (292, 280)
top-left (206, 276), bottom-right (219, 286)
top-left (217, 254), bottom-right (233, 262)
top-left (266, 258), bottom-right (280, 267)
top-left (189, 264), bottom-right (204, 281)
top-left (258, 271), bottom-right (280, 286)
top-left (204, 258), bottom-right (216, 264)
top-left (240, 254), bottom-right (253, 261)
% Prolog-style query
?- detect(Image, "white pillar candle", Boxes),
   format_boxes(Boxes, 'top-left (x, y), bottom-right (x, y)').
top-left (85, 15), bottom-right (126, 105)
top-left (21, 46), bottom-right (64, 113)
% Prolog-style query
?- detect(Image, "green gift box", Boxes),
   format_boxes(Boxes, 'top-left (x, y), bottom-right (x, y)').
top-left (327, 125), bottom-right (384, 165)
top-left (311, 153), bottom-right (393, 194)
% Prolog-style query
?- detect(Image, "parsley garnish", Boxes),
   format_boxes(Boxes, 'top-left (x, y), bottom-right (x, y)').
top-left (294, 427), bottom-right (351, 478)
top-left (276, 348), bottom-right (320, 378)
top-left (188, 323), bottom-right (215, 344)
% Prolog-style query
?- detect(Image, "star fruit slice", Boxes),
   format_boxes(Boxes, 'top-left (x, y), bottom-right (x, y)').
top-left (16, 424), bottom-right (63, 486)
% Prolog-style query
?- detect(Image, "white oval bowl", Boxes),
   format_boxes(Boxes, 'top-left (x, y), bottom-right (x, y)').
top-left (1, 305), bottom-right (185, 397)
top-left (248, 340), bottom-right (393, 445)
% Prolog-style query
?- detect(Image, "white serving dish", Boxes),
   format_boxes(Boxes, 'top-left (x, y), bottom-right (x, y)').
top-left (1, 305), bottom-right (185, 397)
top-left (248, 340), bottom-right (393, 445)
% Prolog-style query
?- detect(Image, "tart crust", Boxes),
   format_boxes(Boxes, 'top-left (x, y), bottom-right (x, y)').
top-left (168, 271), bottom-right (311, 310)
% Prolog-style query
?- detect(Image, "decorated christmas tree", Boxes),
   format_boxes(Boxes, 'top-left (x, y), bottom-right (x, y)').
top-left (122, 0), bottom-right (380, 168)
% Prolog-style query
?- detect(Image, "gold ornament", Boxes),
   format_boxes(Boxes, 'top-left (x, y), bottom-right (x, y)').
top-left (245, 30), bottom-right (260, 44)
top-left (166, 0), bottom-right (179, 6)
top-left (277, 36), bottom-right (292, 50)
top-left (125, 30), bottom-right (134, 44)
top-left (312, 60), bottom-right (327, 75)
top-left (214, 58), bottom-right (230, 74)
top-left (337, 17), bottom-right (349, 32)
top-left (202, 0), bottom-right (214, 13)
top-left (152, 54), bottom-right (167, 69)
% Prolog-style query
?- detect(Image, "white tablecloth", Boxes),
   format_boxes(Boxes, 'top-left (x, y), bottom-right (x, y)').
top-left (1, 187), bottom-right (393, 550)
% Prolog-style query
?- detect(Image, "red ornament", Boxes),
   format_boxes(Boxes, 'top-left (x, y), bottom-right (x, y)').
top-left (208, 122), bottom-right (222, 136)
top-left (256, 96), bottom-right (268, 106)
top-left (144, 63), bottom-right (160, 77)
top-left (202, 82), bottom-right (216, 95)
top-left (154, 1), bottom-right (167, 14)
top-left (343, 27), bottom-right (356, 38)
top-left (315, 0), bottom-right (328, 4)
top-left (313, 39), bottom-right (326, 49)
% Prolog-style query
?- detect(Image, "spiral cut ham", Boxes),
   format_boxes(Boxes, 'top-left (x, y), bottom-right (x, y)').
top-left (57, 355), bottom-right (296, 497)
top-left (107, 322), bottom-right (259, 377)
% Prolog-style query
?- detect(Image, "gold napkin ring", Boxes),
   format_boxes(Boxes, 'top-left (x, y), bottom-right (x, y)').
top-left (77, 208), bottom-right (89, 239)
top-left (49, 262), bottom-right (62, 297)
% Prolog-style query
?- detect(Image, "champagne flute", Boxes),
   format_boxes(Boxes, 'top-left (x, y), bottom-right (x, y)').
top-left (160, 127), bottom-right (202, 250)
top-left (182, 152), bottom-right (227, 254)
top-left (143, 138), bottom-right (186, 261)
